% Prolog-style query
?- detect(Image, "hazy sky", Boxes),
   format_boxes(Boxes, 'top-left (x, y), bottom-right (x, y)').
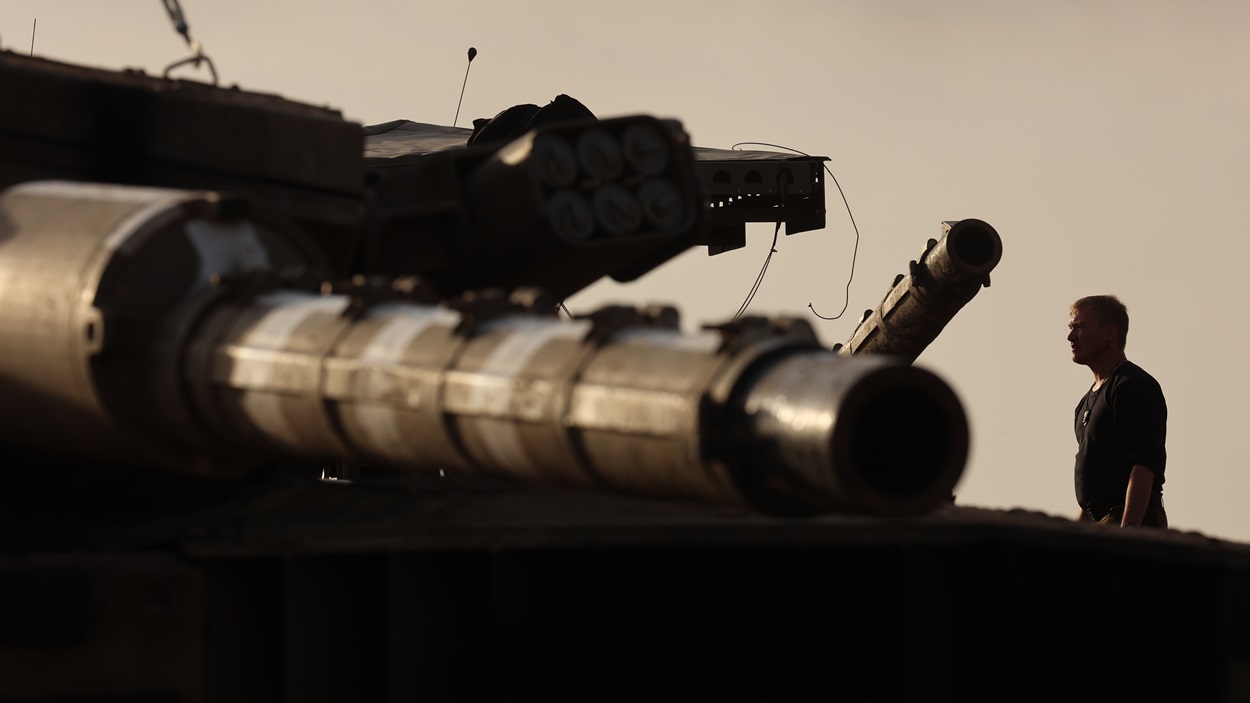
top-left (4, 1), bottom-right (1249, 542)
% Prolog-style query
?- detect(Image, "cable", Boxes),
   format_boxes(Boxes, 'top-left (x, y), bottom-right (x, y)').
top-left (733, 219), bottom-right (782, 319)
top-left (731, 142), bottom-right (860, 321)
top-left (733, 179), bottom-right (787, 319)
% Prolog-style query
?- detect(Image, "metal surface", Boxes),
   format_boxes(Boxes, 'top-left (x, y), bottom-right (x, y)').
top-left (0, 181), bottom-right (327, 472)
top-left (4, 505), bottom-right (1249, 703)
top-left (836, 218), bottom-right (1003, 362)
top-left (0, 50), bottom-right (366, 275)
top-left (694, 152), bottom-right (827, 254)
top-left (0, 555), bottom-right (202, 702)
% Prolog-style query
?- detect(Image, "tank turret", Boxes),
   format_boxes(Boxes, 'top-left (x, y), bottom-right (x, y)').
top-left (0, 181), bottom-right (968, 517)
top-left (0, 47), bottom-right (988, 519)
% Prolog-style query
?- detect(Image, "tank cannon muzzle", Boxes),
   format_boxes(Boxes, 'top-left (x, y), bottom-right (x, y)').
top-left (730, 352), bottom-right (966, 516)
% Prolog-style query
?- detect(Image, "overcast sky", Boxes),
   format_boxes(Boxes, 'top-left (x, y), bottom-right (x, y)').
top-left (4, 0), bottom-right (1249, 542)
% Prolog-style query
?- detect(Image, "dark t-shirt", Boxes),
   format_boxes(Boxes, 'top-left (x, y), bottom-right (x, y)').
top-left (1074, 360), bottom-right (1167, 513)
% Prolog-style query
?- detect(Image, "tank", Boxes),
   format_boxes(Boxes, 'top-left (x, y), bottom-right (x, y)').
top-left (0, 50), bottom-right (969, 519)
top-left (1, 48), bottom-right (1248, 703)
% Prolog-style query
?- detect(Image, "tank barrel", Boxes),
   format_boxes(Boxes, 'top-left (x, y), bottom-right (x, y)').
top-left (836, 218), bottom-right (1002, 362)
top-left (188, 297), bottom-right (967, 516)
top-left (0, 181), bottom-right (969, 516)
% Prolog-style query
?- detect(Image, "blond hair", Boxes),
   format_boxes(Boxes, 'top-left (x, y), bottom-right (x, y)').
top-left (1070, 295), bottom-right (1129, 348)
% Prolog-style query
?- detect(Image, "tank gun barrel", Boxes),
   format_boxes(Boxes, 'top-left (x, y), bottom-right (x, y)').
top-left (189, 294), bottom-right (966, 516)
top-left (0, 181), bottom-right (969, 516)
top-left (836, 219), bottom-right (1002, 362)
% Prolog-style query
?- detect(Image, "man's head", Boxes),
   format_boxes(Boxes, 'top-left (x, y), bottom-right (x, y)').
top-left (1068, 295), bottom-right (1129, 366)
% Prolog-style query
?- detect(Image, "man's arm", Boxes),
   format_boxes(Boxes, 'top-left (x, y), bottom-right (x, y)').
top-left (1121, 465), bottom-right (1154, 526)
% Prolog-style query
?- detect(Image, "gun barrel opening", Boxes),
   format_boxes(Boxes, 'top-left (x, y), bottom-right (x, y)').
top-left (846, 370), bottom-right (967, 500)
top-left (736, 356), bottom-right (968, 516)
top-left (945, 218), bottom-right (1002, 274)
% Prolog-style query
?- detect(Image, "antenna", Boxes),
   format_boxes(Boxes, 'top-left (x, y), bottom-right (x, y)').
top-left (30, 18), bottom-right (36, 56)
top-left (453, 47), bottom-right (478, 128)
top-left (160, 0), bottom-right (218, 85)
top-left (162, 0), bottom-right (190, 44)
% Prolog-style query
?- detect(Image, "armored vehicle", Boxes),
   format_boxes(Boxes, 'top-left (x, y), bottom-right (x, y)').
top-left (1, 46), bottom-right (1248, 702)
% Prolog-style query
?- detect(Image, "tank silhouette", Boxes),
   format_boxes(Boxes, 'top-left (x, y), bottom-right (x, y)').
top-left (0, 49), bottom-right (977, 519)
top-left (2, 47), bottom-right (1246, 703)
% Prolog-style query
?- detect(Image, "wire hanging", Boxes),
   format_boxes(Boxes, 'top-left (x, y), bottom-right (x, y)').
top-left (731, 142), bottom-right (860, 321)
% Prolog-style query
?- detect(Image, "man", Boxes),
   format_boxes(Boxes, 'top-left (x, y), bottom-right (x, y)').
top-left (1068, 295), bottom-right (1168, 528)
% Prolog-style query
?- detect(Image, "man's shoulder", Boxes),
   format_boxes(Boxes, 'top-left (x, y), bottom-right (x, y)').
top-left (1113, 361), bottom-right (1166, 399)
top-left (1122, 360), bottom-right (1161, 382)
